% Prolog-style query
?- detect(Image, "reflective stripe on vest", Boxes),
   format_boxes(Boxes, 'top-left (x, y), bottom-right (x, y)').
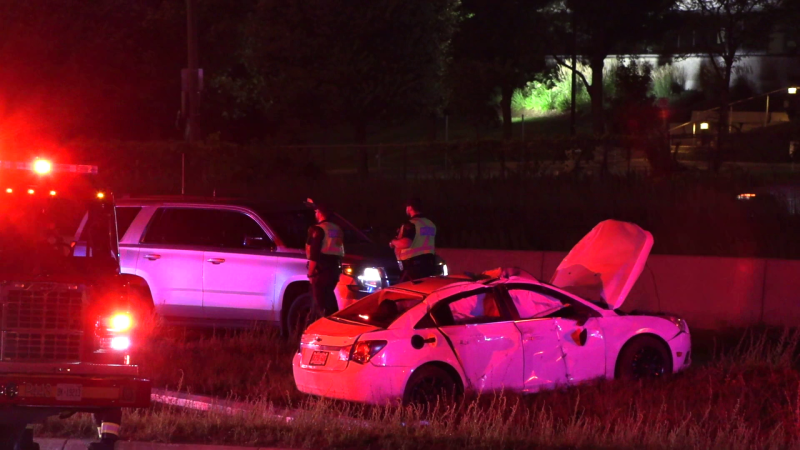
top-left (399, 217), bottom-right (436, 260)
top-left (100, 422), bottom-right (121, 436)
top-left (318, 222), bottom-right (345, 257)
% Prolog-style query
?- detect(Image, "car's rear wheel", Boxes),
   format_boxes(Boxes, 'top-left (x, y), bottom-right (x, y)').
top-left (403, 365), bottom-right (460, 407)
top-left (287, 293), bottom-right (313, 342)
top-left (616, 335), bottom-right (673, 381)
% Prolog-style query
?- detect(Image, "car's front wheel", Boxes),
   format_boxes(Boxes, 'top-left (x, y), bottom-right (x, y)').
top-left (616, 335), bottom-right (673, 381)
top-left (403, 365), bottom-right (460, 407)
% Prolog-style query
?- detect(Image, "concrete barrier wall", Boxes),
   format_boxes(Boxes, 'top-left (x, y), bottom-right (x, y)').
top-left (438, 248), bottom-right (799, 330)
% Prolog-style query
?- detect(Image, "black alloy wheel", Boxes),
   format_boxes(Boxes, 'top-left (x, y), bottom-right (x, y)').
top-left (616, 335), bottom-right (673, 381)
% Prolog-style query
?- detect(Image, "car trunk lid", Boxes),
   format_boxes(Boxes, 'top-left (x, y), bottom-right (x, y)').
top-left (298, 318), bottom-right (380, 371)
top-left (550, 220), bottom-right (653, 310)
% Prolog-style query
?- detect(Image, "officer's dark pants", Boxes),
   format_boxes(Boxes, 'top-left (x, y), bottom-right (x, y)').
top-left (310, 269), bottom-right (340, 319)
top-left (400, 255), bottom-right (438, 282)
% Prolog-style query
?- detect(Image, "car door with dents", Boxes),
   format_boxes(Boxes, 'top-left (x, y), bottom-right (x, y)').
top-left (504, 284), bottom-right (605, 388)
top-left (501, 286), bottom-right (568, 392)
top-left (432, 287), bottom-right (524, 394)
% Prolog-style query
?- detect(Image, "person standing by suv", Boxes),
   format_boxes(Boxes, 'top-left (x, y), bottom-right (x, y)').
top-left (390, 197), bottom-right (438, 282)
top-left (305, 201), bottom-right (345, 320)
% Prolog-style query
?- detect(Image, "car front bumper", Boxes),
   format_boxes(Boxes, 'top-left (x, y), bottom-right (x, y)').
top-left (292, 352), bottom-right (410, 405)
top-left (668, 331), bottom-right (692, 372)
top-left (0, 363), bottom-right (151, 409)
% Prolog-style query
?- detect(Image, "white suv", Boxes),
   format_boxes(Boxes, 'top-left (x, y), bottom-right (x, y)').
top-left (115, 197), bottom-right (435, 336)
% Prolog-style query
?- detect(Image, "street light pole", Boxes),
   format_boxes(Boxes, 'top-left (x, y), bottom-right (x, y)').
top-left (184, 0), bottom-right (201, 144)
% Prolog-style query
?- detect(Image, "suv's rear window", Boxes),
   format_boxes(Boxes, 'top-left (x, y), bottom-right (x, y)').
top-left (333, 289), bottom-right (424, 328)
top-left (115, 206), bottom-right (141, 239)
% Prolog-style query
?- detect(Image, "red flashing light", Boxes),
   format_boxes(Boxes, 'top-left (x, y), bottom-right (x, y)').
top-left (27, 189), bottom-right (34, 195)
top-left (33, 159), bottom-right (52, 175)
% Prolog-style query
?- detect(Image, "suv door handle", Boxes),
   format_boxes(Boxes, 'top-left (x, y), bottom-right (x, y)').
top-left (207, 258), bottom-right (226, 265)
top-left (144, 254), bottom-right (161, 261)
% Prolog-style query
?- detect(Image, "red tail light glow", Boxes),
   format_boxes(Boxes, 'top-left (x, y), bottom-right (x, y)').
top-left (343, 340), bottom-right (387, 364)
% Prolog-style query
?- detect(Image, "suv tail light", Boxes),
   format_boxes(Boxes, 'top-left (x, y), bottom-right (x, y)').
top-left (340, 340), bottom-right (387, 364)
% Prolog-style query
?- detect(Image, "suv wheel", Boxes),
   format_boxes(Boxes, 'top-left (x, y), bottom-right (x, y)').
top-left (287, 293), bottom-right (313, 342)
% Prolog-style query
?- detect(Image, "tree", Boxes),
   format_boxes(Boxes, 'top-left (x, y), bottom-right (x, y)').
top-left (246, 0), bottom-right (458, 175)
top-left (554, 0), bottom-right (677, 136)
top-left (450, 0), bottom-right (553, 140)
top-left (678, 0), bottom-right (780, 170)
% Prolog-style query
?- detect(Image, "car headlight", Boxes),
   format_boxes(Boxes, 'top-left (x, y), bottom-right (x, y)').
top-left (95, 311), bottom-right (134, 352)
top-left (666, 316), bottom-right (688, 334)
top-left (343, 265), bottom-right (385, 292)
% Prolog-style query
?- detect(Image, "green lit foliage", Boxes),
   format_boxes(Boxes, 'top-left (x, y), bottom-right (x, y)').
top-left (650, 64), bottom-right (687, 100)
top-left (450, 0), bottom-right (553, 140)
top-left (511, 64), bottom-right (591, 114)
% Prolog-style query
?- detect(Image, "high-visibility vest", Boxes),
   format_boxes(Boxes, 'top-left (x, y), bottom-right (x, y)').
top-left (399, 217), bottom-right (436, 261)
top-left (317, 221), bottom-right (345, 257)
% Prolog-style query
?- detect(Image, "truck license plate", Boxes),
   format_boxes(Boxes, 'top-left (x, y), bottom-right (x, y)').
top-left (56, 384), bottom-right (83, 401)
top-left (309, 351), bottom-right (329, 366)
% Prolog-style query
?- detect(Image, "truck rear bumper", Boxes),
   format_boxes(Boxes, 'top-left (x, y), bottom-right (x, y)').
top-left (0, 365), bottom-right (150, 409)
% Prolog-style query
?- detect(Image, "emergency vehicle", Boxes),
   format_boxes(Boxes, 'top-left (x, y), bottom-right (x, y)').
top-left (0, 158), bottom-right (150, 449)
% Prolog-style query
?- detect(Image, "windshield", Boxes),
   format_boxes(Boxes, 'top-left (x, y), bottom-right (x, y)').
top-left (333, 289), bottom-right (424, 328)
top-left (258, 208), bottom-right (371, 249)
top-left (0, 195), bottom-right (118, 278)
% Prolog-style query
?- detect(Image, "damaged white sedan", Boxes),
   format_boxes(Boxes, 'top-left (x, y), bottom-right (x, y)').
top-left (293, 220), bottom-right (691, 405)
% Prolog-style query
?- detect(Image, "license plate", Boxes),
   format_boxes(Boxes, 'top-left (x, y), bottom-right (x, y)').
top-left (23, 383), bottom-right (53, 398)
top-left (56, 384), bottom-right (82, 401)
top-left (309, 351), bottom-right (329, 366)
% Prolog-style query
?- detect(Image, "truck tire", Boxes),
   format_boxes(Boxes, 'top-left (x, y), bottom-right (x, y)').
top-left (287, 293), bottom-right (313, 342)
top-left (0, 425), bottom-right (24, 450)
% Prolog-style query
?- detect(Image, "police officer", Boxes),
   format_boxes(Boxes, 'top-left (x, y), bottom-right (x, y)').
top-left (305, 200), bottom-right (344, 321)
top-left (390, 197), bottom-right (438, 282)
top-left (89, 409), bottom-right (122, 449)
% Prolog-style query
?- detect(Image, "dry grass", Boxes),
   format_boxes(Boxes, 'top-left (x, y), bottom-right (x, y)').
top-left (34, 327), bottom-right (800, 449)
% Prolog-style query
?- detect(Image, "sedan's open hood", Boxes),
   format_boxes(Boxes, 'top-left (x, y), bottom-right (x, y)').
top-left (550, 220), bottom-right (653, 310)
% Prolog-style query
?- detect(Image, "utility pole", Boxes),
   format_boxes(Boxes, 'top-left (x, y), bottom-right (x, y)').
top-left (570, 8), bottom-right (577, 137)
top-left (182, 0), bottom-right (202, 143)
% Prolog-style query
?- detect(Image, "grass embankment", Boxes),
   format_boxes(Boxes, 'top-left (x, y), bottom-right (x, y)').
top-left (36, 327), bottom-right (800, 449)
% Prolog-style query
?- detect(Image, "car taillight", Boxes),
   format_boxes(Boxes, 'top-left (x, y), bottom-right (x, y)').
top-left (341, 340), bottom-right (387, 364)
